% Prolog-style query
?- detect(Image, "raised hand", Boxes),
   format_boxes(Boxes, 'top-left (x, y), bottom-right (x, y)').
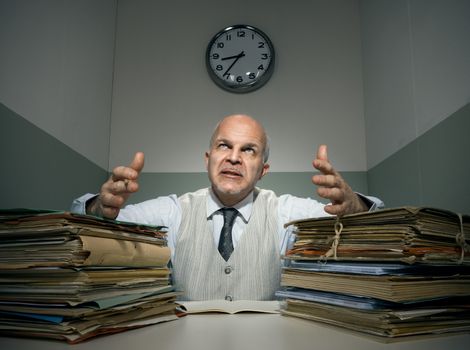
top-left (312, 145), bottom-right (367, 216)
top-left (87, 152), bottom-right (145, 219)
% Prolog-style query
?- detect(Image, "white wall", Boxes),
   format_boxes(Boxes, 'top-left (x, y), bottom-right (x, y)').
top-left (3, 0), bottom-right (467, 175)
top-left (0, 0), bottom-right (116, 169)
top-left (360, 0), bottom-right (470, 169)
top-left (109, 0), bottom-right (368, 172)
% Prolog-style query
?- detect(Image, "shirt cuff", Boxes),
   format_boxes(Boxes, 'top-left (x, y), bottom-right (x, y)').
top-left (356, 193), bottom-right (385, 212)
top-left (70, 193), bottom-right (98, 214)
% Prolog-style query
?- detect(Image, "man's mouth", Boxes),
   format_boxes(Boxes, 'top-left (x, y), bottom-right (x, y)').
top-left (220, 168), bottom-right (243, 178)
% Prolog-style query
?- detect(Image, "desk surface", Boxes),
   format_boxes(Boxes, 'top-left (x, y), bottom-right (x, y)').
top-left (1, 313), bottom-right (469, 350)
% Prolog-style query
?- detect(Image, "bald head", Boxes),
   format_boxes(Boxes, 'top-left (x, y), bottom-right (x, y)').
top-left (210, 114), bottom-right (270, 162)
top-left (205, 114), bottom-right (271, 206)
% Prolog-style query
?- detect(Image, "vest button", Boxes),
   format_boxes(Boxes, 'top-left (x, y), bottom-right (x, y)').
top-left (224, 266), bottom-right (232, 274)
top-left (225, 295), bottom-right (233, 301)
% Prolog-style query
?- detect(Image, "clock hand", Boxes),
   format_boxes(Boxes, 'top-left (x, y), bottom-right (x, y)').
top-left (221, 51), bottom-right (246, 61)
top-left (222, 51), bottom-right (245, 77)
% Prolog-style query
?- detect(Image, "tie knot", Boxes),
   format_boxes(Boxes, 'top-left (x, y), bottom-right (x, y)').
top-left (221, 207), bottom-right (238, 226)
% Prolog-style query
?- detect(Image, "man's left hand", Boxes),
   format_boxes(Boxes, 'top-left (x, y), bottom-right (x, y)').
top-left (312, 145), bottom-right (368, 216)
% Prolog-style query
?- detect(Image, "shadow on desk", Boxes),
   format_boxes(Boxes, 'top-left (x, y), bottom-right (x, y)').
top-left (1, 314), bottom-right (470, 350)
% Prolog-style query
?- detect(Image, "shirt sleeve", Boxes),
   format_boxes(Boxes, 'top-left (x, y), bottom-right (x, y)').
top-left (357, 194), bottom-right (385, 211)
top-left (70, 193), bottom-right (98, 214)
top-left (70, 193), bottom-right (181, 258)
top-left (277, 195), bottom-right (328, 256)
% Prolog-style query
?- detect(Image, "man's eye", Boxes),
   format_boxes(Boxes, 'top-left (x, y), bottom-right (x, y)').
top-left (244, 148), bottom-right (255, 154)
top-left (218, 143), bottom-right (229, 150)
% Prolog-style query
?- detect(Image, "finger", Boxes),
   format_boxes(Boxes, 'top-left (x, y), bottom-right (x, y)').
top-left (129, 152), bottom-right (145, 173)
top-left (102, 178), bottom-right (135, 196)
top-left (317, 186), bottom-right (345, 204)
top-left (110, 152), bottom-right (145, 182)
top-left (100, 205), bottom-right (120, 220)
top-left (313, 145), bottom-right (336, 175)
top-left (316, 144), bottom-right (328, 161)
top-left (313, 159), bottom-right (333, 174)
top-left (312, 174), bottom-right (339, 188)
top-left (100, 191), bottom-right (126, 209)
top-left (111, 165), bottom-right (139, 182)
top-left (112, 179), bottom-right (140, 194)
top-left (110, 179), bottom-right (130, 194)
top-left (323, 203), bottom-right (347, 216)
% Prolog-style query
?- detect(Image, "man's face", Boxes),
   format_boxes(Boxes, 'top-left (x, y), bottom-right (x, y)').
top-left (205, 116), bottom-right (269, 206)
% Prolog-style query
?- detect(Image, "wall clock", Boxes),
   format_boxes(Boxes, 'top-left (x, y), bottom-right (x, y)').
top-left (206, 24), bottom-right (275, 93)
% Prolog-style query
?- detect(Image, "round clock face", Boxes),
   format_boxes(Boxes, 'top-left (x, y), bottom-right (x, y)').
top-left (206, 25), bottom-right (275, 93)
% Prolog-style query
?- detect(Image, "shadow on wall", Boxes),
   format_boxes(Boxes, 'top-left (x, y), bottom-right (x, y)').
top-left (367, 103), bottom-right (470, 214)
top-left (0, 103), bottom-right (108, 210)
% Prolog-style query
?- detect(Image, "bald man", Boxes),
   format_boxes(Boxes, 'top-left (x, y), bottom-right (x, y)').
top-left (72, 114), bottom-right (383, 301)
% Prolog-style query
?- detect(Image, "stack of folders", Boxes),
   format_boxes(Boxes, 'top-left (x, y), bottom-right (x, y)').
top-left (276, 206), bottom-right (470, 341)
top-left (0, 209), bottom-right (181, 343)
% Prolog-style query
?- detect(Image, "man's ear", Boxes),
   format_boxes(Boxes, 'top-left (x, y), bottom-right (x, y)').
top-left (204, 151), bottom-right (210, 170)
top-left (259, 163), bottom-right (270, 179)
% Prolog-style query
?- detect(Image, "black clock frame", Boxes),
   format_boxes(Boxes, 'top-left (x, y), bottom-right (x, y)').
top-left (205, 24), bottom-right (275, 93)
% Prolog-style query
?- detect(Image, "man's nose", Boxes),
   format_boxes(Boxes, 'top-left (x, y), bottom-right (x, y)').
top-left (227, 148), bottom-right (242, 163)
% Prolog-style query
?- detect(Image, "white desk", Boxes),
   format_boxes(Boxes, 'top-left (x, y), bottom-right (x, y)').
top-left (1, 314), bottom-right (469, 350)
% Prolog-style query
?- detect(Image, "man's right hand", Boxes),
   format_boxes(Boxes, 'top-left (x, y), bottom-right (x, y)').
top-left (87, 152), bottom-right (145, 219)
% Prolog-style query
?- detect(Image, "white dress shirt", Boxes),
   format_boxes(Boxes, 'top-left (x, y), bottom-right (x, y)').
top-left (71, 188), bottom-right (384, 258)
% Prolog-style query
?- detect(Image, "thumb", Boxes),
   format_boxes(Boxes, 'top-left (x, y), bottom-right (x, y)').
top-left (129, 152), bottom-right (145, 173)
top-left (316, 144), bottom-right (328, 161)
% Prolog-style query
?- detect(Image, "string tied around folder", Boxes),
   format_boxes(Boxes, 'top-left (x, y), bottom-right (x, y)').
top-left (455, 213), bottom-right (469, 264)
top-left (320, 216), bottom-right (343, 261)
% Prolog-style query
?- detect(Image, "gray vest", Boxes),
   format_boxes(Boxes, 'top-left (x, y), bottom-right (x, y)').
top-left (173, 188), bottom-right (281, 300)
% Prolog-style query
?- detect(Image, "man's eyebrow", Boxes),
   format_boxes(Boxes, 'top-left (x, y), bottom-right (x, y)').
top-left (215, 138), bottom-right (231, 144)
top-left (242, 142), bottom-right (262, 150)
top-left (213, 138), bottom-right (261, 149)
top-left (212, 138), bottom-right (231, 147)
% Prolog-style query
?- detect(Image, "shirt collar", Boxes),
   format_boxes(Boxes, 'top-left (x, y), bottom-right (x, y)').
top-left (207, 187), bottom-right (253, 223)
